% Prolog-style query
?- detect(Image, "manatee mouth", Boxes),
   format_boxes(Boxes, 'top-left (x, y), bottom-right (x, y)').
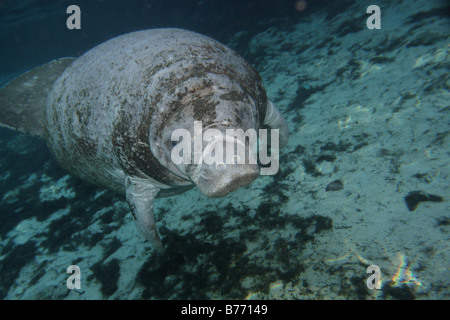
top-left (194, 164), bottom-right (259, 198)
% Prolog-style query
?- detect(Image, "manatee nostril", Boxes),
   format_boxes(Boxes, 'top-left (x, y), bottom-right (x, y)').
top-left (216, 162), bottom-right (227, 170)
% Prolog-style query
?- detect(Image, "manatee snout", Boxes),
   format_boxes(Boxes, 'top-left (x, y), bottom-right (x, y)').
top-left (188, 132), bottom-right (259, 198)
top-left (193, 162), bottom-right (259, 198)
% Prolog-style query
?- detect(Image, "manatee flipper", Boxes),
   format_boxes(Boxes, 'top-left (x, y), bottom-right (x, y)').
top-left (125, 177), bottom-right (164, 250)
top-left (264, 100), bottom-right (289, 148)
top-left (0, 57), bottom-right (75, 138)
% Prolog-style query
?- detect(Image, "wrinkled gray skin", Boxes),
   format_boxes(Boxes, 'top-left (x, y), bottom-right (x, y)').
top-left (8, 29), bottom-right (289, 249)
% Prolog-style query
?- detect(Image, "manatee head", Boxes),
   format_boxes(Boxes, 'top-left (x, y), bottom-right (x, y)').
top-left (149, 76), bottom-right (266, 198)
top-left (147, 36), bottom-right (269, 197)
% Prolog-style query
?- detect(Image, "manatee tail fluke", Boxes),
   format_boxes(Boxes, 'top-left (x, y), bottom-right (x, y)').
top-left (0, 57), bottom-right (75, 138)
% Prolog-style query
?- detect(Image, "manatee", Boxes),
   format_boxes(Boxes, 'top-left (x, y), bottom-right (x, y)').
top-left (0, 28), bottom-right (289, 249)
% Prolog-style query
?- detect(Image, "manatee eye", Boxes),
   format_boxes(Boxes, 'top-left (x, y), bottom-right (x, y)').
top-left (239, 110), bottom-right (247, 123)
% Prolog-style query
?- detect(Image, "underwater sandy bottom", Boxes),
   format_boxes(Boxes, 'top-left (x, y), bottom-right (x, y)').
top-left (0, 0), bottom-right (448, 299)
